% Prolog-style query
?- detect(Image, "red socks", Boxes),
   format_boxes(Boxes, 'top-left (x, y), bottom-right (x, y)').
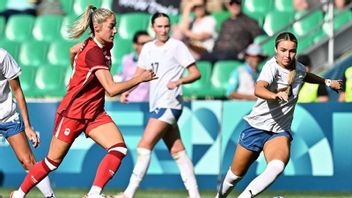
top-left (92, 143), bottom-right (127, 188)
top-left (20, 157), bottom-right (59, 193)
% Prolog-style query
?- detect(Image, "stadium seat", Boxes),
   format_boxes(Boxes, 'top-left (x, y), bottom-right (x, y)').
top-left (293, 10), bottom-right (324, 36)
top-left (60, 14), bottom-right (90, 41)
top-left (101, 0), bottom-right (113, 10)
top-left (59, 0), bottom-right (74, 15)
top-left (118, 12), bottom-right (150, 40)
top-left (0, 39), bottom-right (21, 60)
top-left (111, 36), bottom-right (133, 66)
top-left (5, 15), bottom-right (35, 42)
top-left (297, 36), bottom-right (313, 54)
top-left (207, 60), bottom-right (242, 98)
top-left (211, 11), bottom-right (230, 32)
top-left (0, 0), bottom-right (7, 12)
top-left (183, 61), bottom-right (212, 98)
top-left (73, 0), bottom-right (102, 16)
top-left (19, 40), bottom-right (49, 67)
top-left (274, 0), bottom-right (295, 12)
top-left (263, 11), bottom-right (294, 36)
top-left (323, 9), bottom-right (352, 34)
top-left (242, 0), bottom-right (273, 22)
top-left (65, 67), bottom-right (73, 86)
top-left (19, 66), bottom-right (37, 97)
top-left (47, 41), bottom-right (75, 66)
top-left (33, 15), bottom-right (63, 42)
top-left (34, 65), bottom-right (67, 97)
top-left (0, 16), bottom-right (5, 38)
top-left (254, 35), bottom-right (275, 56)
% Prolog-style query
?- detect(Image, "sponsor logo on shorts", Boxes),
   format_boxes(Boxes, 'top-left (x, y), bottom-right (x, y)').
top-left (64, 128), bottom-right (71, 136)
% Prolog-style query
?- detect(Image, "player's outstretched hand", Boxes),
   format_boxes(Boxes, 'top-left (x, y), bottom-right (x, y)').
top-left (140, 70), bottom-right (157, 82)
top-left (329, 79), bottom-right (343, 93)
top-left (25, 127), bottom-right (39, 148)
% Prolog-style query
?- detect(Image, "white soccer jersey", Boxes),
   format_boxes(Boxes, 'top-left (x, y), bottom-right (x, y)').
top-left (0, 48), bottom-right (21, 122)
top-left (244, 57), bottom-right (307, 133)
top-left (138, 38), bottom-right (195, 111)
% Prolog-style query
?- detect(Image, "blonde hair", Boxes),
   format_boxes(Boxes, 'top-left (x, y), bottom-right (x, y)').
top-left (68, 5), bottom-right (115, 39)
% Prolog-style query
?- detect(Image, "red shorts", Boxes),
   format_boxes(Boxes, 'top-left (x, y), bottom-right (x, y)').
top-left (53, 111), bottom-right (114, 144)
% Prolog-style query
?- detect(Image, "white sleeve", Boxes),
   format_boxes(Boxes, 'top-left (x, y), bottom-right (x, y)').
top-left (202, 16), bottom-right (216, 35)
top-left (137, 45), bottom-right (148, 70)
top-left (257, 62), bottom-right (276, 85)
top-left (174, 41), bottom-right (195, 68)
top-left (1, 50), bottom-right (21, 80)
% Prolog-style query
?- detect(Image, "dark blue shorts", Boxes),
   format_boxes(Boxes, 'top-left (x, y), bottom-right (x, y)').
top-left (149, 107), bottom-right (182, 125)
top-left (0, 116), bottom-right (25, 138)
top-left (238, 121), bottom-right (293, 152)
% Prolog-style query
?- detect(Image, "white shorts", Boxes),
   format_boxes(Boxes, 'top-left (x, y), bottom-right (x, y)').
top-left (149, 108), bottom-right (182, 125)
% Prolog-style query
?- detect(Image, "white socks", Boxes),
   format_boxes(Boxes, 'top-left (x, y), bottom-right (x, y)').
top-left (172, 150), bottom-right (200, 198)
top-left (124, 148), bottom-right (151, 198)
top-left (35, 176), bottom-right (55, 197)
top-left (238, 160), bottom-right (285, 198)
top-left (88, 185), bottom-right (102, 196)
top-left (216, 168), bottom-right (242, 198)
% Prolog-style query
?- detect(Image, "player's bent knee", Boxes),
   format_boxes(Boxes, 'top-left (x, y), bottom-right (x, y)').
top-left (44, 157), bottom-right (60, 171)
top-left (268, 160), bottom-right (285, 175)
top-left (171, 150), bottom-right (187, 160)
top-left (108, 142), bottom-right (128, 158)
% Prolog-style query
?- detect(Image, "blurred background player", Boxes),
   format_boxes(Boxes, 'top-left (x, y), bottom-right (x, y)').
top-left (216, 32), bottom-right (342, 198)
top-left (114, 30), bottom-right (152, 102)
top-left (0, 48), bottom-right (56, 198)
top-left (114, 12), bottom-right (201, 198)
top-left (226, 43), bottom-right (266, 101)
top-left (10, 5), bottom-right (156, 198)
top-left (297, 54), bottom-right (329, 103)
top-left (173, 0), bottom-right (217, 60)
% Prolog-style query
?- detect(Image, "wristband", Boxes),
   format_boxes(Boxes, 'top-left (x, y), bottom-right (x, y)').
top-left (325, 79), bottom-right (332, 87)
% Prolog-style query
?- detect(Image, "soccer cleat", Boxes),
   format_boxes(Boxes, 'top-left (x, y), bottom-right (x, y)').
top-left (46, 193), bottom-right (56, 198)
top-left (9, 191), bottom-right (21, 198)
top-left (106, 192), bottom-right (129, 198)
top-left (83, 194), bottom-right (106, 198)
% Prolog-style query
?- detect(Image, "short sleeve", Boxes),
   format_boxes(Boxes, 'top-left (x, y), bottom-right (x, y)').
top-left (137, 44), bottom-right (148, 69)
top-left (226, 70), bottom-right (239, 96)
top-left (1, 50), bottom-right (21, 80)
top-left (174, 41), bottom-right (195, 68)
top-left (257, 62), bottom-right (276, 85)
top-left (85, 47), bottom-right (108, 71)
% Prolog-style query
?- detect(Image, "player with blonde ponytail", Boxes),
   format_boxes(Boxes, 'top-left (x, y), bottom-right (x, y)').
top-left (10, 5), bottom-right (156, 198)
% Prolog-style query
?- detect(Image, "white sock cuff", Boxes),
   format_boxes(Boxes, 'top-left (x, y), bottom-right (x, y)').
top-left (227, 167), bottom-right (242, 180)
top-left (267, 160), bottom-right (285, 174)
top-left (137, 147), bottom-right (151, 156)
top-left (171, 150), bottom-right (187, 160)
top-left (44, 158), bottom-right (58, 171)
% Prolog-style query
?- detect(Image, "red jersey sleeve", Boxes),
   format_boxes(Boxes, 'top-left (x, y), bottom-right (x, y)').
top-left (85, 47), bottom-right (109, 71)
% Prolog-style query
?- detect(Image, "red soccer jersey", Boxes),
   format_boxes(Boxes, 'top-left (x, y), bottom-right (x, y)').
top-left (57, 38), bottom-right (113, 119)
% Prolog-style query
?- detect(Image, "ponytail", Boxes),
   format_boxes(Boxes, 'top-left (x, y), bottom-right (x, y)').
top-left (68, 5), bottom-right (96, 39)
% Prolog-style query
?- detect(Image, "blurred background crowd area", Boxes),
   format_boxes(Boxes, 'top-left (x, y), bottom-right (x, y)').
top-left (0, 0), bottom-right (351, 100)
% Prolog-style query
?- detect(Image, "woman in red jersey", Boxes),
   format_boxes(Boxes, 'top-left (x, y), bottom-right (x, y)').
top-left (10, 5), bottom-right (156, 198)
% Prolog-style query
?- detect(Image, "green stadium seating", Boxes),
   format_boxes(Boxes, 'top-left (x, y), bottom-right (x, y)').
top-left (19, 66), bottom-right (37, 97)
top-left (47, 41), bottom-right (75, 66)
top-left (19, 40), bottom-right (49, 67)
top-left (254, 35), bottom-right (275, 56)
top-left (73, 0), bottom-right (102, 16)
top-left (34, 65), bottom-right (67, 97)
top-left (323, 9), bottom-right (352, 34)
top-left (293, 10), bottom-right (324, 36)
top-left (60, 14), bottom-right (90, 41)
top-left (207, 60), bottom-right (242, 98)
top-left (59, 0), bottom-right (74, 14)
top-left (183, 61), bottom-right (212, 98)
top-left (111, 36), bottom-right (133, 66)
top-left (211, 11), bottom-right (230, 32)
top-left (5, 15), bottom-right (35, 42)
top-left (65, 67), bottom-right (73, 86)
top-left (263, 11), bottom-right (294, 36)
top-left (274, 0), bottom-right (295, 12)
top-left (0, 0), bottom-right (7, 12)
top-left (0, 39), bottom-right (21, 60)
top-left (242, 0), bottom-right (273, 22)
top-left (101, 0), bottom-right (113, 10)
top-left (118, 13), bottom-right (150, 39)
top-left (0, 16), bottom-right (5, 38)
top-left (33, 15), bottom-right (63, 41)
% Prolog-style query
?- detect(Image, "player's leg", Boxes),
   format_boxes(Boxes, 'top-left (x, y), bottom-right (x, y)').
top-left (7, 132), bottom-right (55, 198)
top-left (238, 135), bottom-right (290, 198)
top-left (162, 124), bottom-right (200, 198)
top-left (11, 114), bottom-right (81, 198)
top-left (216, 144), bottom-right (259, 198)
top-left (85, 113), bottom-right (127, 197)
top-left (120, 118), bottom-right (169, 198)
